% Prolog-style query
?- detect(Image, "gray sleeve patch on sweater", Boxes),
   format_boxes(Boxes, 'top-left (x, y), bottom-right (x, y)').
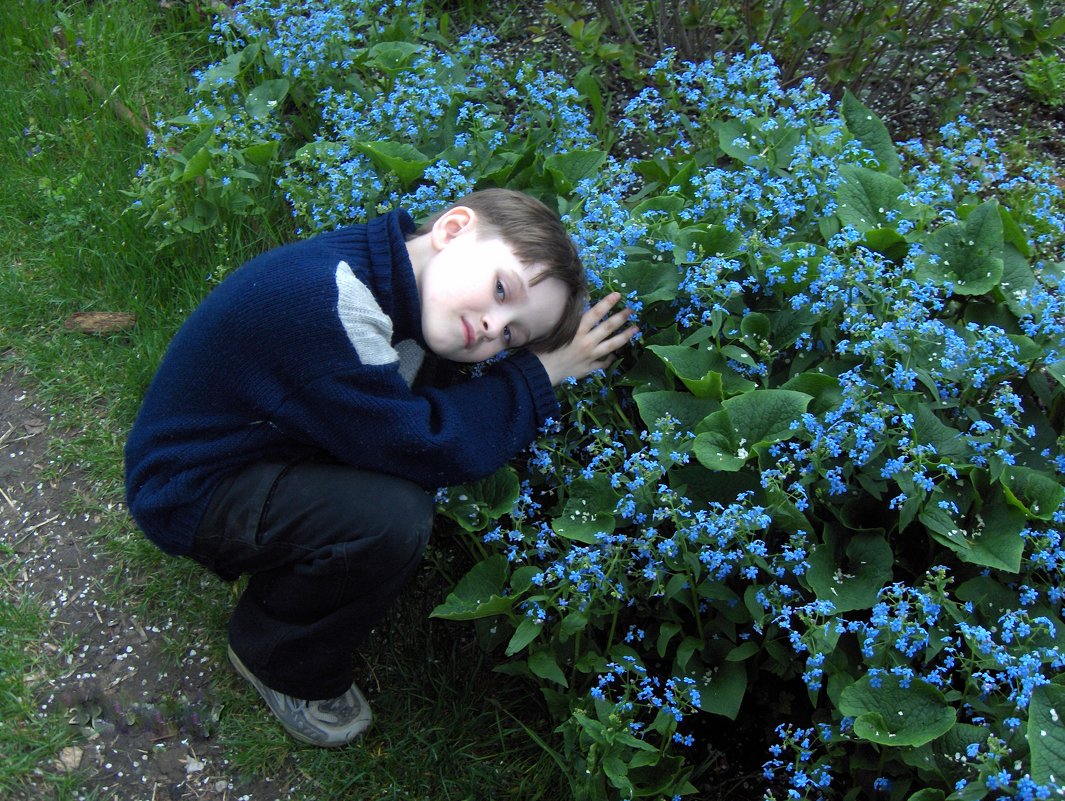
top-left (394, 338), bottom-right (425, 387)
top-left (335, 261), bottom-right (398, 366)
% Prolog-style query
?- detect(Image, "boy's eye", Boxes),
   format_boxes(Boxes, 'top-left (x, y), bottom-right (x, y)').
top-left (495, 280), bottom-right (506, 300)
top-left (503, 325), bottom-right (512, 345)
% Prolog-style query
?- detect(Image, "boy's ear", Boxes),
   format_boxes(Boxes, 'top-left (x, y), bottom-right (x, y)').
top-left (430, 206), bottom-right (477, 250)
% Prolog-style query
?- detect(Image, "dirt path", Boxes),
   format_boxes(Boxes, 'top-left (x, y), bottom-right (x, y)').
top-left (1, 367), bottom-right (285, 800)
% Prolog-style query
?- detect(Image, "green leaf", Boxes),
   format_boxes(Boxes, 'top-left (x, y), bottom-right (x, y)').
top-left (245, 79), bottom-right (289, 118)
top-left (781, 372), bottom-right (843, 415)
top-left (632, 195), bottom-right (686, 217)
top-left (195, 49), bottom-right (244, 90)
top-left (841, 89), bottom-right (901, 175)
top-left (693, 660), bottom-right (746, 719)
top-left (740, 312), bottom-right (771, 340)
top-left (839, 674), bottom-right (956, 747)
top-left (614, 252), bottom-right (679, 304)
top-left (647, 344), bottom-right (755, 400)
top-left (720, 389), bottom-right (812, 448)
top-left (528, 648), bottom-right (568, 687)
top-left (693, 413), bottom-right (746, 472)
top-left (241, 140), bottom-right (280, 167)
top-left (836, 164), bottom-right (907, 233)
top-left (726, 641), bottom-right (760, 662)
top-left (1002, 465), bottom-right (1065, 520)
top-left (961, 491), bottom-right (1026, 572)
top-left (998, 205), bottom-right (1031, 258)
top-left (895, 400), bottom-right (969, 460)
top-left (544, 149), bottom-right (608, 194)
top-left (439, 468), bottom-right (519, 532)
top-left (553, 499), bottom-right (614, 544)
top-left (716, 119), bottom-right (764, 166)
top-left (430, 556), bottom-right (513, 620)
top-left (181, 146), bottom-right (211, 182)
top-left (634, 389), bottom-right (720, 434)
top-left (510, 565), bottom-right (540, 594)
top-left (861, 228), bottom-right (908, 260)
top-left (956, 575), bottom-right (1019, 619)
top-left (906, 790), bottom-right (945, 801)
top-left (916, 200), bottom-right (1005, 295)
top-left (656, 621), bottom-right (683, 659)
top-left (720, 344), bottom-right (757, 370)
top-left (354, 141), bottom-right (431, 187)
top-left (367, 41), bottom-right (424, 71)
top-left (807, 533), bottom-right (893, 612)
top-left (673, 224), bottom-right (743, 261)
top-left (559, 611), bottom-right (588, 639)
top-left (1028, 683), bottom-right (1065, 786)
top-left (505, 617), bottom-right (541, 656)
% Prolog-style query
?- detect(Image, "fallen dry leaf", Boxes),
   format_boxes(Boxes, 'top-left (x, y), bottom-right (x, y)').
top-left (55, 746), bottom-right (83, 772)
top-left (63, 312), bottom-right (136, 335)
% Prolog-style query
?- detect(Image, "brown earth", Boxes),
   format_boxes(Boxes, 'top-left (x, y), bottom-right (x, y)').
top-left (1, 366), bottom-right (288, 801)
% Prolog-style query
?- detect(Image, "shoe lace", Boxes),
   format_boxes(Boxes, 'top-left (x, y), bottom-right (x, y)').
top-left (305, 693), bottom-right (360, 725)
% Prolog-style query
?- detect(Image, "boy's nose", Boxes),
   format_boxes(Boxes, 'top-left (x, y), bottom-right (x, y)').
top-left (480, 314), bottom-right (501, 340)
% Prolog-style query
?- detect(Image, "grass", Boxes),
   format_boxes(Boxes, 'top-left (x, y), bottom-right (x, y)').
top-left (0, 547), bottom-right (85, 800)
top-left (0, 1), bottom-right (563, 798)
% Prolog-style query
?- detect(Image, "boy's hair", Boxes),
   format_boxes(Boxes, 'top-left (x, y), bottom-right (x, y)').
top-left (415, 188), bottom-right (587, 353)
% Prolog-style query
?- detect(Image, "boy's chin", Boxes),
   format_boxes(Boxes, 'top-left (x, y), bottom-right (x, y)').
top-left (425, 341), bottom-right (478, 364)
top-left (442, 351), bottom-right (485, 364)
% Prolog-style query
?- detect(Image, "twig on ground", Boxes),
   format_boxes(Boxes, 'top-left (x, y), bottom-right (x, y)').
top-left (15, 514), bottom-right (61, 545)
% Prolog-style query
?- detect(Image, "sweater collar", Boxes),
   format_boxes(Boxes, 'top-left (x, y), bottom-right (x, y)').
top-left (366, 209), bottom-right (426, 348)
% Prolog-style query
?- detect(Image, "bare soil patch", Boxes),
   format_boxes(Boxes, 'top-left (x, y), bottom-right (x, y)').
top-left (1, 366), bottom-right (288, 801)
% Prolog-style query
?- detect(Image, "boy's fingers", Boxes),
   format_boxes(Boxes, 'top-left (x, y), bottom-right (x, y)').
top-left (590, 325), bottom-right (638, 360)
top-left (604, 324), bottom-right (639, 351)
top-left (582, 293), bottom-right (625, 330)
top-left (588, 304), bottom-right (632, 335)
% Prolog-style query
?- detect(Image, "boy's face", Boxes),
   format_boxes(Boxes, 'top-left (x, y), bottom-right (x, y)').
top-left (413, 208), bottom-right (568, 363)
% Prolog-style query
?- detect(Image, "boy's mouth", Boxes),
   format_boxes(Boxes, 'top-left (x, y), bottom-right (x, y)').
top-left (462, 318), bottom-right (475, 348)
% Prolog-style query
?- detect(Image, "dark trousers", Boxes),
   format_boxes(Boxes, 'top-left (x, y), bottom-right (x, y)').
top-left (188, 457), bottom-right (434, 700)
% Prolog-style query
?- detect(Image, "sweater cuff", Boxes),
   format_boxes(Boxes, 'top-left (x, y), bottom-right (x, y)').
top-left (507, 349), bottom-right (560, 425)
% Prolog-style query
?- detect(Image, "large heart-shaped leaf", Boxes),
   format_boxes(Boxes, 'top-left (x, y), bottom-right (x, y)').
top-left (841, 89), bottom-right (900, 175)
top-left (430, 555), bottom-right (513, 620)
top-left (836, 164), bottom-right (906, 233)
top-left (916, 200), bottom-right (1004, 295)
top-left (354, 141), bottom-right (431, 187)
top-left (719, 389), bottom-right (812, 448)
top-left (1002, 465), bottom-right (1065, 521)
top-left (840, 674), bottom-right (956, 747)
top-left (1029, 683), bottom-right (1065, 786)
top-left (807, 532), bottom-right (893, 612)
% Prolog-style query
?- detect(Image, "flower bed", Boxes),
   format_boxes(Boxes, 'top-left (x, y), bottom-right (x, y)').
top-left (130, 2), bottom-right (1065, 798)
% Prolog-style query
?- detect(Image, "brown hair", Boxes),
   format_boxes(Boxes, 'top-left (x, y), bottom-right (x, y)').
top-left (415, 189), bottom-right (587, 353)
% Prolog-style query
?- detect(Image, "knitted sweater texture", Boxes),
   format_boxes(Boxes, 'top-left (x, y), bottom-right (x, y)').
top-left (124, 210), bottom-right (559, 556)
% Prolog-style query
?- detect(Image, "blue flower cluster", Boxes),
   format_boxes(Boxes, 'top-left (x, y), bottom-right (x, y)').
top-left (215, 0), bottom-right (376, 81)
top-left (762, 723), bottom-right (835, 800)
top-left (589, 656), bottom-right (701, 744)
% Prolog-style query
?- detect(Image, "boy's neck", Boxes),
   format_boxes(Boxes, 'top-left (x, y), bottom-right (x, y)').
top-left (405, 233), bottom-right (433, 290)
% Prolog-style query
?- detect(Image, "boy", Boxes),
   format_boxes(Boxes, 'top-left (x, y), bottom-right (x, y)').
top-left (125, 189), bottom-right (637, 747)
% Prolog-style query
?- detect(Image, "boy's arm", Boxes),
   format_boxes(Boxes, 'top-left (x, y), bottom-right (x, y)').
top-left (284, 348), bottom-right (559, 488)
top-left (533, 292), bottom-right (639, 386)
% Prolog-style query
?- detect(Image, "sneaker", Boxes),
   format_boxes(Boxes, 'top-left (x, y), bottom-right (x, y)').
top-left (227, 646), bottom-right (372, 747)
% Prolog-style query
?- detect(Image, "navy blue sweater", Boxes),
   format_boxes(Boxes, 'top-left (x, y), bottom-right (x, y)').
top-left (125, 210), bottom-right (559, 556)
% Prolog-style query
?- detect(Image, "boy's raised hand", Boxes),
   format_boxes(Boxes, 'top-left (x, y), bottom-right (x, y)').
top-left (533, 292), bottom-right (639, 387)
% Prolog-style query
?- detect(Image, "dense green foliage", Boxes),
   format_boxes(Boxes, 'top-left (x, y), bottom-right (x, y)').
top-left (549, 0), bottom-right (1065, 119)
top-left (124, 1), bottom-right (1065, 799)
